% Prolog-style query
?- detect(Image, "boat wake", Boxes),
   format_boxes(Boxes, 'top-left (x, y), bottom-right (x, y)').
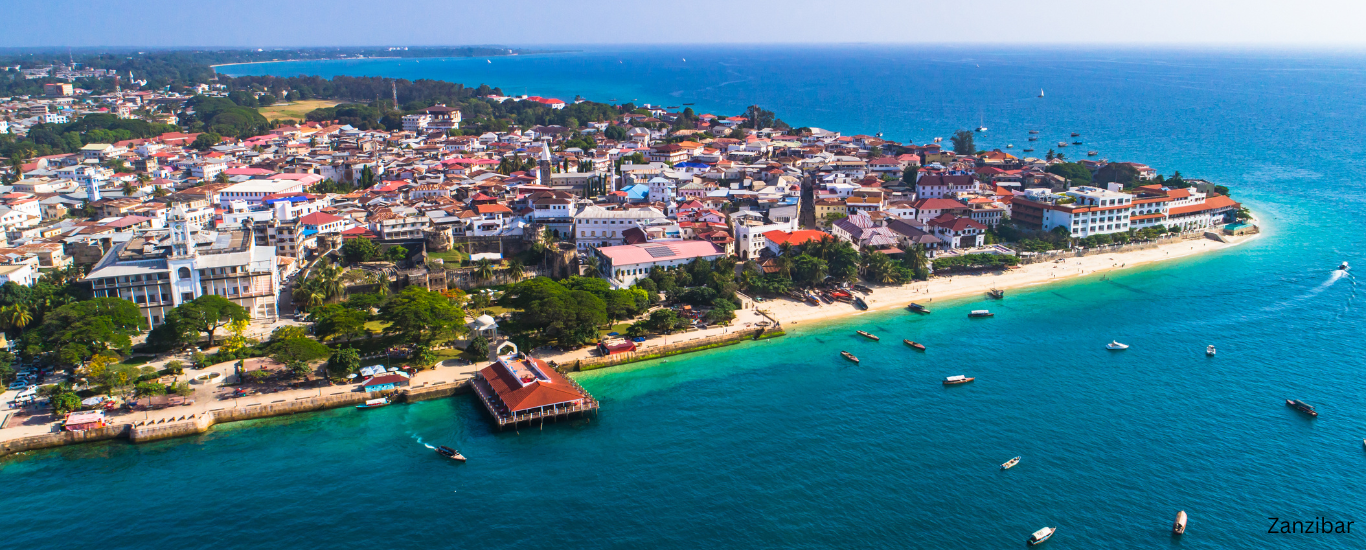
top-left (1261, 269), bottom-right (1351, 313)
top-left (411, 433), bottom-right (436, 450)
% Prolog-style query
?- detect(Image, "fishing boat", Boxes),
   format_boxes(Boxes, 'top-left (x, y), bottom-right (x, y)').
top-left (853, 296), bottom-right (869, 310)
top-left (1028, 136), bottom-right (1039, 141)
top-left (841, 351), bottom-right (859, 363)
top-left (1106, 341), bottom-right (1129, 350)
top-left (1006, 143), bottom-right (1013, 148)
top-left (856, 330), bottom-right (879, 341)
top-left (943, 375), bottom-right (975, 385)
top-left (436, 446), bottom-right (467, 462)
top-left (1339, 261), bottom-right (1349, 270)
top-left (1287, 399), bottom-right (1318, 417)
top-left (683, 102), bottom-right (695, 105)
top-left (804, 292), bottom-right (820, 305)
top-left (818, 291), bottom-right (833, 304)
top-left (1087, 151), bottom-right (1098, 156)
top-left (1023, 148), bottom-right (1034, 152)
top-left (1173, 510), bottom-right (1187, 535)
top-left (968, 310), bottom-right (994, 318)
top-left (1072, 140), bottom-right (1083, 145)
top-left (1028, 527), bottom-right (1056, 545)
top-left (1057, 141), bottom-right (1068, 147)
top-left (1001, 456), bottom-right (1020, 470)
top-left (853, 284), bottom-right (873, 293)
top-left (1207, 345), bottom-right (1216, 356)
top-left (356, 397), bottom-right (390, 409)
top-left (1029, 129), bottom-right (1040, 134)
top-left (903, 339), bottom-right (926, 351)
top-left (1070, 132), bottom-right (1080, 137)
top-left (907, 303), bottom-right (930, 313)
top-left (987, 288), bottom-right (1004, 299)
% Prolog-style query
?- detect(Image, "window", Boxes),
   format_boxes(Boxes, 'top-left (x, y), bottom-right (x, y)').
top-left (177, 267), bottom-right (191, 279)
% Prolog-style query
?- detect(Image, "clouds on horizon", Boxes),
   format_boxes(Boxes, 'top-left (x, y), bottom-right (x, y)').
top-left (8, 0), bottom-right (1366, 48)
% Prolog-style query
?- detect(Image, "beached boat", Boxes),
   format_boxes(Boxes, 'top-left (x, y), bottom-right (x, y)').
top-left (903, 339), bottom-right (926, 351)
top-left (1287, 399), bottom-right (1318, 417)
top-left (907, 303), bottom-right (930, 313)
top-left (853, 284), bottom-right (873, 293)
top-left (987, 288), bottom-right (1004, 299)
top-left (436, 446), bottom-right (467, 462)
top-left (805, 292), bottom-right (820, 305)
top-left (1001, 456), bottom-right (1020, 470)
top-left (853, 296), bottom-right (869, 310)
top-left (818, 292), bottom-right (833, 304)
top-left (841, 351), bottom-right (859, 363)
top-left (856, 330), bottom-right (879, 341)
top-left (1173, 510), bottom-right (1187, 535)
top-left (356, 397), bottom-right (390, 409)
top-left (968, 310), bottom-right (994, 318)
top-left (1106, 341), bottom-right (1129, 350)
top-left (1028, 527), bottom-right (1056, 545)
top-left (1206, 345), bottom-right (1216, 356)
top-left (943, 375), bottom-right (975, 385)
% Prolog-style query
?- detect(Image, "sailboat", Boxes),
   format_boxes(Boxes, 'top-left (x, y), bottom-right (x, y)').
top-left (976, 114), bottom-right (987, 132)
top-left (1038, 89), bottom-right (1045, 98)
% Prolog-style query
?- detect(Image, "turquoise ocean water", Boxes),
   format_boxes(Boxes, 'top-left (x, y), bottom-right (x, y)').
top-left (3, 47), bottom-right (1365, 548)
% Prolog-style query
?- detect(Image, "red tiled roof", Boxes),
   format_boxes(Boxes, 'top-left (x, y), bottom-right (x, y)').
top-left (479, 357), bottom-right (587, 413)
top-left (763, 230), bottom-right (828, 247)
top-left (1168, 195), bottom-right (1239, 216)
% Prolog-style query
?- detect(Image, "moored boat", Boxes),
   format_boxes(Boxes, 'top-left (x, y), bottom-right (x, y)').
top-left (856, 330), bottom-right (879, 341)
top-left (943, 375), bottom-right (975, 385)
top-left (1173, 510), bottom-right (1187, 535)
top-left (1106, 340), bottom-right (1129, 350)
top-left (436, 446), bottom-right (467, 462)
top-left (1287, 399), bottom-right (1318, 417)
top-left (907, 303), bottom-right (930, 313)
top-left (1001, 456), bottom-right (1020, 470)
top-left (1206, 345), bottom-right (1216, 356)
top-left (1071, 132), bottom-right (1080, 137)
top-left (356, 397), bottom-right (390, 409)
top-left (1028, 527), bottom-right (1056, 545)
top-left (1072, 140), bottom-right (1083, 145)
top-left (1087, 150), bottom-right (1098, 156)
top-left (841, 351), bottom-right (859, 363)
top-left (968, 310), bottom-right (994, 318)
top-left (903, 339), bottom-right (926, 351)
top-left (987, 288), bottom-right (1004, 299)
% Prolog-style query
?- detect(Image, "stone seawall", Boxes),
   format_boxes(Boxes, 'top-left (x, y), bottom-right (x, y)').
top-left (567, 328), bottom-right (786, 372)
top-left (0, 380), bottom-right (474, 457)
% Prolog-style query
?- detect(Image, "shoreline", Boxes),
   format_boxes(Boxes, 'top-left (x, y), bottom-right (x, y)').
top-left (210, 50), bottom-right (575, 72)
top-left (766, 231), bottom-right (1264, 330)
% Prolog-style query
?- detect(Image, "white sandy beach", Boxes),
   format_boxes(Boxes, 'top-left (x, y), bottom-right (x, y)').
top-left (763, 233), bottom-right (1261, 327)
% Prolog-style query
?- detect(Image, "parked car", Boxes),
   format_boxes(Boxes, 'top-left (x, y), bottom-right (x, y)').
top-left (7, 381), bottom-right (31, 391)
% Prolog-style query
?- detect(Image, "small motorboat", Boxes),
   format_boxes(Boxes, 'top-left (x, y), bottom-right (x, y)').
top-left (436, 446), bottom-right (466, 462)
top-left (841, 351), bottom-right (859, 364)
top-left (987, 288), bottom-right (1004, 299)
top-left (856, 330), bottom-right (879, 341)
top-left (1173, 510), bottom-right (1187, 535)
top-left (943, 375), bottom-right (975, 385)
top-left (1072, 140), bottom-right (1083, 145)
top-left (1070, 132), bottom-right (1080, 137)
top-left (1339, 261), bottom-right (1349, 271)
top-left (1028, 527), bottom-right (1056, 545)
top-left (1029, 130), bottom-right (1040, 134)
top-left (1287, 399), bottom-right (1318, 417)
top-left (1087, 150), bottom-right (1098, 156)
top-left (1023, 148), bottom-right (1034, 152)
top-left (1206, 345), bottom-right (1216, 357)
top-left (968, 310), bottom-right (994, 318)
top-left (1001, 456), bottom-right (1020, 470)
top-left (907, 303), bottom-right (930, 314)
top-left (356, 397), bottom-right (390, 409)
top-left (1057, 141), bottom-right (1069, 147)
top-left (903, 339), bottom-right (926, 351)
top-left (1106, 341), bottom-right (1129, 350)
top-left (1028, 136), bottom-right (1039, 141)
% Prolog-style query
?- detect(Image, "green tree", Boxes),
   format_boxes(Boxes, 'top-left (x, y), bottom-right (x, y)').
top-left (377, 286), bottom-right (466, 344)
top-left (164, 295), bottom-right (249, 347)
top-left (190, 132), bottom-right (221, 151)
top-left (465, 334), bottom-right (489, 358)
top-left (40, 297), bottom-right (146, 365)
top-left (1046, 162), bottom-right (1093, 185)
top-left (267, 337), bottom-right (332, 365)
top-left (325, 347), bottom-right (361, 380)
top-left (950, 130), bottom-right (975, 155)
top-left (135, 381), bottom-right (167, 396)
top-left (1094, 163), bottom-right (1139, 186)
top-left (341, 237), bottom-right (380, 264)
top-left (473, 258), bottom-right (495, 281)
top-left (645, 308), bottom-right (687, 334)
top-left (308, 304), bottom-right (369, 341)
top-left (384, 245), bottom-right (408, 263)
top-left (791, 254), bottom-right (828, 286)
top-left (52, 392), bottom-right (81, 415)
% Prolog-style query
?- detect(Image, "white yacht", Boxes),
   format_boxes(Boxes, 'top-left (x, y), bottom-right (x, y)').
top-left (1028, 527), bottom-right (1056, 545)
top-left (1206, 345), bottom-right (1216, 357)
top-left (1106, 341), bottom-right (1129, 350)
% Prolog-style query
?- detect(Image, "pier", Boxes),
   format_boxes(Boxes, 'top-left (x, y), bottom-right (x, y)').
top-left (471, 343), bottom-right (600, 430)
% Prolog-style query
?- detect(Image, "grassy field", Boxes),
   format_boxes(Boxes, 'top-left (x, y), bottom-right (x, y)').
top-left (257, 100), bottom-right (343, 122)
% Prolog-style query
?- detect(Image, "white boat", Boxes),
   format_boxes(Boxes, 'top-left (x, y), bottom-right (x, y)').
top-left (1001, 456), bottom-right (1020, 470)
top-left (1038, 89), bottom-right (1045, 98)
top-left (1206, 345), bottom-right (1216, 357)
top-left (1173, 510), bottom-right (1187, 535)
top-left (1028, 527), bottom-right (1056, 545)
top-left (1339, 261), bottom-right (1349, 270)
top-left (1106, 341), bottom-right (1129, 350)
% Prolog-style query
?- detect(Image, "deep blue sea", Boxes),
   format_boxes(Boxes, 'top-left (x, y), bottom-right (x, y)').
top-left (4, 47), bottom-right (1365, 549)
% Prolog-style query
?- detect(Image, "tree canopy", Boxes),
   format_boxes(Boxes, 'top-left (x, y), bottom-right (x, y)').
top-left (377, 286), bottom-right (465, 344)
top-left (163, 295), bottom-right (250, 347)
top-left (40, 298), bottom-right (145, 365)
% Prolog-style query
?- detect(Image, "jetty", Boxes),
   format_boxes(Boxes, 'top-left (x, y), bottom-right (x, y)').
top-left (471, 342), bottom-right (599, 430)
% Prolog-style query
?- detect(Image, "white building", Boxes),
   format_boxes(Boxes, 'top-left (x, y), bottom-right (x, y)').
top-left (573, 205), bottom-right (667, 250)
top-left (594, 241), bottom-right (726, 288)
top-left (218, 179), bottom-right (307, 209)
top-left (1016, 186), bottom-right (1135, 238)
top-left (402, 114), bottom-right (432, 133)
top-left (733, 216), bottom-right (798, 260)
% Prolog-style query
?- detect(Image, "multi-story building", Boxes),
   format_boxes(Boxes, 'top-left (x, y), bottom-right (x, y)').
top-left (1011, 186), bottom-right (1135, 238)
top-left (733, 215), bottom-right (798, 260)
top-left (573, 206), bottom-right (667, 250)
top-left (84, 208), bottom-right (280, 327)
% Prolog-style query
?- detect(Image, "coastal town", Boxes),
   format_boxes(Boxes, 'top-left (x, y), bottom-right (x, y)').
top-left (0, 57), bottom-right (1257, 454)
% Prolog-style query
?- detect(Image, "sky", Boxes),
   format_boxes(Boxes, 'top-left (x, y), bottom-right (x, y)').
top-left (6, 0), bottom-right (1366, 48)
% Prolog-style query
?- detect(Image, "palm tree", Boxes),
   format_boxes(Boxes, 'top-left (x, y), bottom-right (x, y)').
top-left (151, 185), bottom-right (170, 198)
top-left (473, 258), bottom-right (495, 281)
top-left (121, 182), bottom-right (136, 197)
top-left (506, 258), bottom-right (525, 280)
top-left (370, 271), bottom-right (391, 298)
top-left (580, 256), bottom-right (600, 278)
top-left (10, 305), bottom-right (32, 331)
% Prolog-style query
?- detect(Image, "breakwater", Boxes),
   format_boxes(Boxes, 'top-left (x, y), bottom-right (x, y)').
top-left (0, 380), bottom-right (471, 457)
top-left (566, 327), bottom-right (785, 372)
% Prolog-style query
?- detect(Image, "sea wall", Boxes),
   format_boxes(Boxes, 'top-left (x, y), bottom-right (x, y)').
top-left (0, 381), bottom-right (474, 457)
top-left (566, 328), bottom-right (786, 372)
